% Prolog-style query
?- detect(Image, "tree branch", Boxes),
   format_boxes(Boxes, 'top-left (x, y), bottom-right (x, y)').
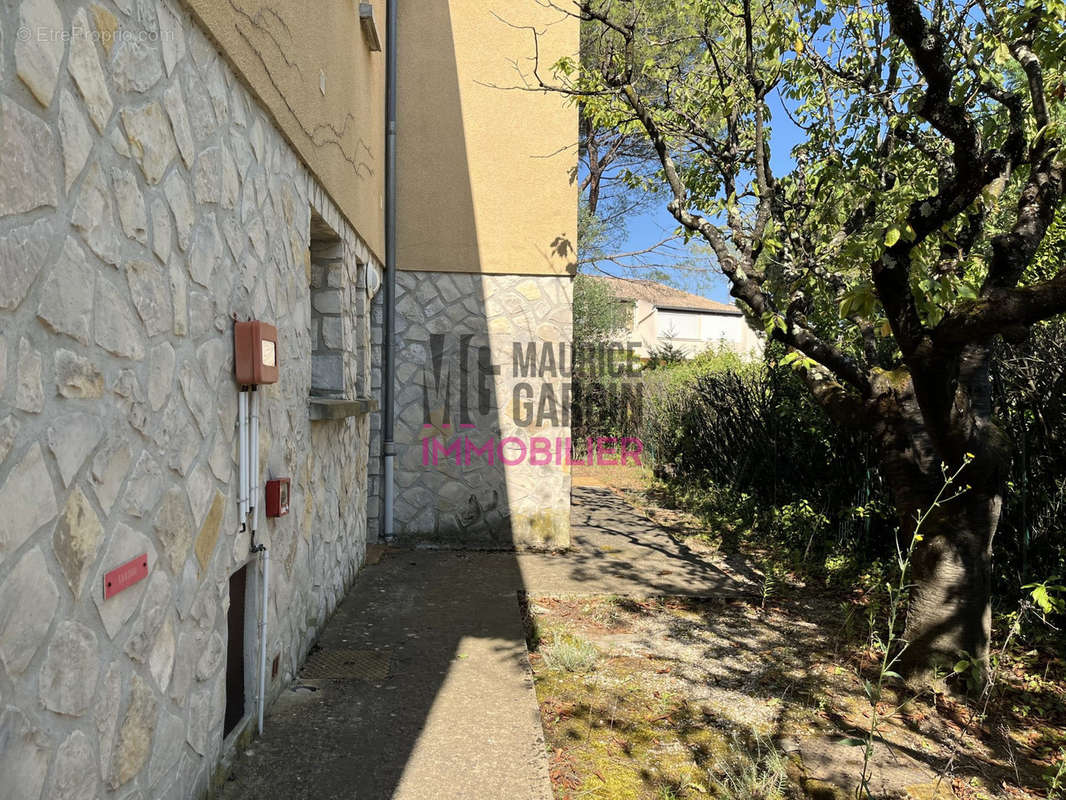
top-left (937, 269), bottom-right (1066, 348)
top-left (618, 81), bottom-right (870, 394)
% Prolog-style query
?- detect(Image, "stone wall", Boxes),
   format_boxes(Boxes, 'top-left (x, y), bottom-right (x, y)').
top-left (0, 2), bottom-right (376, 799)
top-left (392, 271), bottom-right (572, 549)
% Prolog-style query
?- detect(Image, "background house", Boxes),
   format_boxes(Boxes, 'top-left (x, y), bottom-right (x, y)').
top-left (591, 276), bottom-right (762, 359)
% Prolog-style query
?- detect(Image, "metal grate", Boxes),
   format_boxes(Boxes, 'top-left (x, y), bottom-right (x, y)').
top-left (300, 649), bottom-right (390, 681)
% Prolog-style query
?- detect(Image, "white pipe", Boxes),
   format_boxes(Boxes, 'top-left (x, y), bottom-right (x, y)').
top-left (383, 452), bottom-right (394, 539)
top-left (250, 390), bottom-right (260, 532)
top-left (250, 390), bottom-right (265, 734)
top-left (257, 545), bottom-right (269, 735)
top-left (245, 391), bottom-right (251, 522)
top-left (237, 390), bottom-right (244, 520)
top-left (238, 390), bottom-right (248, 525)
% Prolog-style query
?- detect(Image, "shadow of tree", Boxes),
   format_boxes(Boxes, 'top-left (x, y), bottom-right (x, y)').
top-left (527, 591), bottom-right (1065, 799)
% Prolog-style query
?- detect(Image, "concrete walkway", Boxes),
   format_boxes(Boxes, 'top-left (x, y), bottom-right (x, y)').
top-left (219, 486), bottom-right (753, 800)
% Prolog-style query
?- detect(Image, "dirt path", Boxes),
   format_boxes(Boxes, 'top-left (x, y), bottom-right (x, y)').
top-left (515, 484), bottom-right (759, 598)
top-left (527, 470), bottom-right (1066, 800)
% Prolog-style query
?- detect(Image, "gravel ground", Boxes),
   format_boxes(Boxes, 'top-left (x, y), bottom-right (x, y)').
top-left (528, 590), bottom-right (1061, 799)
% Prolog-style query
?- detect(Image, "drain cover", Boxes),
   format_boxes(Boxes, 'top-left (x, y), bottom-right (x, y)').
top-left (300, 649), bottom-right (390, 680)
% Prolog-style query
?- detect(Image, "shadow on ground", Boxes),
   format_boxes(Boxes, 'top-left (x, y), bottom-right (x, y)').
top-left (527, 552), bottom-right (1066, 798)
top-left (218, 548), bottom-right (549, 800)
top-left (514, 486), bottom-right (760, 598)
top-left (218, 481), bottom-right (756, 799)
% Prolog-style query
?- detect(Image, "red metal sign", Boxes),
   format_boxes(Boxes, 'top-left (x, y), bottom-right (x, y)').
top-left (103, 553), bottom-right (148, 600)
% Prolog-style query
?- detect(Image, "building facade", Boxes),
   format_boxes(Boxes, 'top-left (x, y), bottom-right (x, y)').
top-left (388, 1), bottom-right (576, 548)
top-left (592, 276), bottom-right (762, 360)
top-left (0, 2), bottom-right (575, 798)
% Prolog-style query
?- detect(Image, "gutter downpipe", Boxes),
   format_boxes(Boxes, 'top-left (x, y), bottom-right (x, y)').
top-left (382, 0), bottom-right (397, 540)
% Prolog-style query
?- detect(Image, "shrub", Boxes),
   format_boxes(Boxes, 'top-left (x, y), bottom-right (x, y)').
top-left (993, 315), bottom-right (1066, 597)
top-left (645, 339), bottom-right (688, 369)
top-left (572, 303), bottom-right (1066, 619)
top-left (635, 344), bottom-right (895, 564)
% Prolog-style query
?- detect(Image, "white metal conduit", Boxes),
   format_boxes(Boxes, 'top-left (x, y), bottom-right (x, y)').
top-left (238, 390), bottom-right (248, 525)
top-left (237, 385), bottom-right (269, 736)
top-left (257, 544), bottom-right (269, 735)
top-left (249, 389), bottom-right (268, 735)
top-left (250, 389), bottom-right (260, 533)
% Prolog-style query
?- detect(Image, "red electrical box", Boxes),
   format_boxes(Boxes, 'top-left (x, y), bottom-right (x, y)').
top-left (266, 478), bottom-right (290, 517)
top-left (234, 320), bottom-right (279, 385)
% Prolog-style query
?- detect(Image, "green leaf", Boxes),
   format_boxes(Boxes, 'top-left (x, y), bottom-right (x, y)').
top-left (953, 659), bottom-right (970, 673)
top-left (1031, 584), bottom-right (1053, 614)
top-left (884, 227), bottom-right (901, 247)
top-left (552, 56), bottom-right (576, 77)
top-left (762, 313), bottom-right (786, 335)
top-left (839, 737), bottom-right (868, 747)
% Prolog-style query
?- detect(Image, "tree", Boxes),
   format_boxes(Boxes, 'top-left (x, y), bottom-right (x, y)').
top-left (646, 338), bottom-right (689, 369)
top-left (573, 273), bottom-right (632, 354)
top-left (576, 18), bottom-right (703, 276)
top-left (537, 0), bottom-right (1065, 676)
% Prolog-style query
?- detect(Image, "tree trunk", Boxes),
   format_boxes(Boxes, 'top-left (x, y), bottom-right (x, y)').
top-left (896, 489), bottom-right (999, 677)
top-left (869, 369), bottom-right (1007, 680)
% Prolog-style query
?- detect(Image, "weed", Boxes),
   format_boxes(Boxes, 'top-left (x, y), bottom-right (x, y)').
top-left (932, 601), bottom-right (1032, 794)
top-left (1046, 748), bottom-right (1066, 799)
top-left (707, 733), bottom-right (788, 800)
top-left (542, 634), bottom-right (600, 673)
top-left (760, 558), bottom-right (784, 609)
top-left (850, 457), bottom-right (972, 799)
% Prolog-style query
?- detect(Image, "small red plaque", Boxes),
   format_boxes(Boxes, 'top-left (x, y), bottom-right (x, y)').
top-left (104, 553), bottom-right (148, 600)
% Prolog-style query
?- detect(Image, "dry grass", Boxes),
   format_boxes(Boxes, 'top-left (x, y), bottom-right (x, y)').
top-left (529, 595), bottom-right (1066, 800)
top-left (572, 462), bottom-right (654, 491)
top-left (528, 467), bottom-right (1066, 800)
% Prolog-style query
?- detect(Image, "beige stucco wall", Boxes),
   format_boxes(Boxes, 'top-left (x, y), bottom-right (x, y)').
top-left (632, 299), bottom-right (655, 354)
top-left (183, 0), bottom-right (385, 258)
top-left (629, 304), bottom-right (763, 359)
top-left (397, 1), bottom-right (578, 276)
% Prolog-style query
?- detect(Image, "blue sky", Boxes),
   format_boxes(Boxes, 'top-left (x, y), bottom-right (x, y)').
top-left (583, 90), bottom-right (805, 306)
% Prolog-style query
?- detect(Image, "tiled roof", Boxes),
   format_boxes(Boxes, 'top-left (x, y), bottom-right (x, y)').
top-left (589, 276), bottom-right (743, 315)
